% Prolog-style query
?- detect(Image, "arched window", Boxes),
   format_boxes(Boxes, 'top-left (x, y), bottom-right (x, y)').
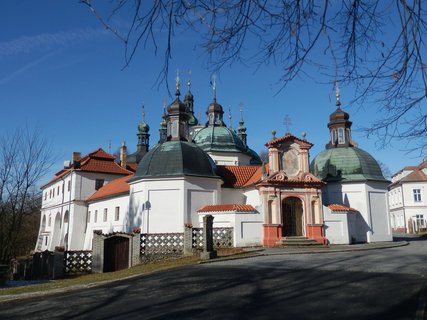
top-left (338, 128), bottom-right (345, 144)
top-left (41, 215), bottom-right (46, 231)
top-left (48, 214), bottom-right (52, 227)
top-left (64, 210), bottom-right (69, 223)
top-left (331, 129), bottom-right (337, 144)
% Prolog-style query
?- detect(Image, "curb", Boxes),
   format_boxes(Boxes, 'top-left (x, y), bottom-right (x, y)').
top-left (198, 241), bottom-right (409, 263)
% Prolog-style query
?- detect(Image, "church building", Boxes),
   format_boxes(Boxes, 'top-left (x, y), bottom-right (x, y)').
top-left (35, 79), bottom-right (392, 251)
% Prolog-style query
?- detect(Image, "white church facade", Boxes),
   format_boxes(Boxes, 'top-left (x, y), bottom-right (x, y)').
top-left (35, 81), bottom-right (392, 252)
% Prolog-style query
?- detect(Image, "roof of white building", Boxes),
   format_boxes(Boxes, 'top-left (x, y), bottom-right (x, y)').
top-left (86, 174), bottom-right (133, 202)
top-left (197, 204), bottom-right (257, 213)
top-left (42, 148), bottom-right (132, 188)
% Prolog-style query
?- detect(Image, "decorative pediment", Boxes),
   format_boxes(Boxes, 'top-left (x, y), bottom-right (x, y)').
top-left (268, 171), bottom-right (289, 182)
top-left (263, 170), bottom-right (324, 188)
top-left (265, 133), bottom-right (313, 150)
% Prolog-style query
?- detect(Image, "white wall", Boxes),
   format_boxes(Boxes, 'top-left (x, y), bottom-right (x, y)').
top-left (222, 188), bottom-right (244, 204)
top-left (208, 151), bottom-right (252, 166)
top-left (323, 181), bottom-right (392, 243)
top-left (129, 176), bottom-right (221, 234)
top-left (84, 194), bottom-right (130, 249)
top-left (198, 211), bottom-right (263, 247)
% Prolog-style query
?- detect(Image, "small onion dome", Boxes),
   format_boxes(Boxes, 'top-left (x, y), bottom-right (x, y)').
top-left (310, 147), bottom-right (386, 183)
top-left (132, 140), bottom-right (218, 179)
top-left (138, 121), bottom-right (150, 133)
top-left (167, 97), bottom-right (187, 114)
top-left (184, 91), bottom-right (194, 101)
top-left (329, 107), bottom-right (350, 122)
top-left (207, 100), bottom-right (224, 115)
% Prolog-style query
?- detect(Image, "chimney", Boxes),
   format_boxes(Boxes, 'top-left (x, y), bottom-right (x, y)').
top-left (72, 152), bottom-right (81, 168)
top-left (120, 142), bottom-right (127, 168)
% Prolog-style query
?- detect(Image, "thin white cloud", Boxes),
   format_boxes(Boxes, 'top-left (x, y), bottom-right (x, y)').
top-left (0, 27), bottom-right (109, 58)
top-left (0, 51), bottom-right (57, 85)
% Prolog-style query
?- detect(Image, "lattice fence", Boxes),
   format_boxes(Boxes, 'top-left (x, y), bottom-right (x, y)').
top-left (64, 251), bottom-right (92, 274)
top-left (213, 228), bottom-right (233, 247)
top-left (192, 227), bottom-right (233, 249)
top-left (192, 228), bottom-right (203, 249)
top-left (140, 233), bottom-right (184, 255)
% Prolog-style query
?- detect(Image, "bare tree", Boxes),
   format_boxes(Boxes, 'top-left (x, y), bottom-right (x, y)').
top-left (0, 128), bottom-right (54, 263)
top-left (81, 1), bottom-right (427, 154)
top-left (377, 160), bottom-right (393, 180)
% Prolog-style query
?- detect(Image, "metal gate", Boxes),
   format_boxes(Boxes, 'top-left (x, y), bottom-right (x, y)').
top-left (103, 236), bottom-right (129, 272)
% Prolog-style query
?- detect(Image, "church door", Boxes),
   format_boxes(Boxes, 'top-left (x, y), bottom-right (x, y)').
top-left (282, 197), bottom-right (304, 237)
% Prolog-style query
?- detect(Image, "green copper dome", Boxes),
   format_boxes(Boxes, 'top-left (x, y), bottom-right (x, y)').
top-left (132, 140), bottom-right (217, 179)
top-left (310, 147), bottom-right (386, 182)
top-left (193, 126), bottom-right (262, 164)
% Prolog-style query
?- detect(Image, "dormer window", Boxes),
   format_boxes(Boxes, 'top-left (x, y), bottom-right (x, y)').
top-left (95, 179), bottom-right (104, 190)
top-left (338, 128), bottom-right (345, 144)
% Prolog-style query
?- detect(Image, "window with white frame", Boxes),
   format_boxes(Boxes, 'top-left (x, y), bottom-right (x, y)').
top-left (416, 214), bottom-right (425, 227)
top-left (338, 128), bottom-right (345, 144)
top-left (103, 208), bottom-right (108, 222)
top-left (115, 207), bottom-right (120, 221)
top-left (413, 189), bottom-right (422, 202)
top-left (94, 210), bottom-right (98, 223)
top-left (87, 211), bottom-right (91, 223)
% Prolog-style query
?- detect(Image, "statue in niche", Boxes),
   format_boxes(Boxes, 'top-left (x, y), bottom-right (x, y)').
top-left (283, 148), bottom-right (299, 176)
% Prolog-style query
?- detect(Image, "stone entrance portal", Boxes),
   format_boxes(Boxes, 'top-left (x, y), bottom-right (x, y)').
top-left (282, 197), bottom-right (303, 237)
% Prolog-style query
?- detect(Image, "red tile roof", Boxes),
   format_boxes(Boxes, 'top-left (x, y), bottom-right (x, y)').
top-left (197, 204), bottom-right (257, 213)
top-left (265, 133), bottom-right (313, 149)
top-left (327, 204), bottom-right (357, 212)
top-left (216, 165), bottom-right (261, 188)
top-left (42, 148), bottom-right (132, 188)
top-left (400, 169), bottom-right (427, 182)
top-left (126, 163), bottom-right (138, 172)
top-left (86, 174), bottom-right (133, 202)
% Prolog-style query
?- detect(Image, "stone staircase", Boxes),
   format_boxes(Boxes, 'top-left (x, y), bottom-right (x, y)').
top-left (277, 236), bottom-right (324, 247)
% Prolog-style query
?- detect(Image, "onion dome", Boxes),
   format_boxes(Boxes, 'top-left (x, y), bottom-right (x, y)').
top-left (310, 147), bottom-right (386, 182)
top-left (132, 140), bottom-right (217, 179)
top-left (311, 85), bottom-right (385, 182)
top-left (193, 126), bottom-right (262, 164)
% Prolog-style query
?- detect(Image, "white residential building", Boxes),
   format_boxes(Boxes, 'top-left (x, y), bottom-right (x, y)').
top-left (389, 160), bottom-right (427, 233)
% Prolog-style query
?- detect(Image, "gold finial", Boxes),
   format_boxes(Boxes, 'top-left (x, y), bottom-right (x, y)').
top-left (228, 107), bottom-right (232, 128)
top-left (335, 81), bottom-right (341, 107)
top-left (141, 103), bottom-right (145, 122)
top-left (187, 69), bottom-right (192, 90)
top-left (239, 102), bottom-right (244, 122)
top-left (175, 69), bottom-right (180, 94)
top-left (211, 74), bottom-right (217, 101)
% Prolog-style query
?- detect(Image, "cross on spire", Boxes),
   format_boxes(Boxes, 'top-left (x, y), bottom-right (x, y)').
top-left (211, 74), bottom-right (217, 101)
top-left (141, 103), bottom-right (145, 122)
top-left (228, 107), bottom-right (232, 128)
top-left (335, 81), bottom-right (341, 108)
top-left (284, 114), bottom-right (292, 133)
top-left (187, 69), bottom-right (192, 90)
top-left (239, 102), bottom-right (244, 121)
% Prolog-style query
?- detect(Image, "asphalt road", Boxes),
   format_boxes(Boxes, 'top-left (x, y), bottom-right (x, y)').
top-left (1, 235), bottom-right (426, 320)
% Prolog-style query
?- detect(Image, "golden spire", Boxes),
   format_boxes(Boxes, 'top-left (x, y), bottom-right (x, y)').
top-left (211, 74), bottom-right (217, 101)
top-left (175, 69), bottom-right (180, 96)
top-left (187, 69), bottom-right (192, 91)
top-left (335, 81), bottom-right (341, 108)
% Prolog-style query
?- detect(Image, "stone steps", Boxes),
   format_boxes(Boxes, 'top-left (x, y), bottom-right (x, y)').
top-left (277, 236), bottom-right (323, 247)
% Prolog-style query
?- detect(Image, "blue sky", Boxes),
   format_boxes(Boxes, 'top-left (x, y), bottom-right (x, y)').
top-left (0, 1), bottom-right (424, 184)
